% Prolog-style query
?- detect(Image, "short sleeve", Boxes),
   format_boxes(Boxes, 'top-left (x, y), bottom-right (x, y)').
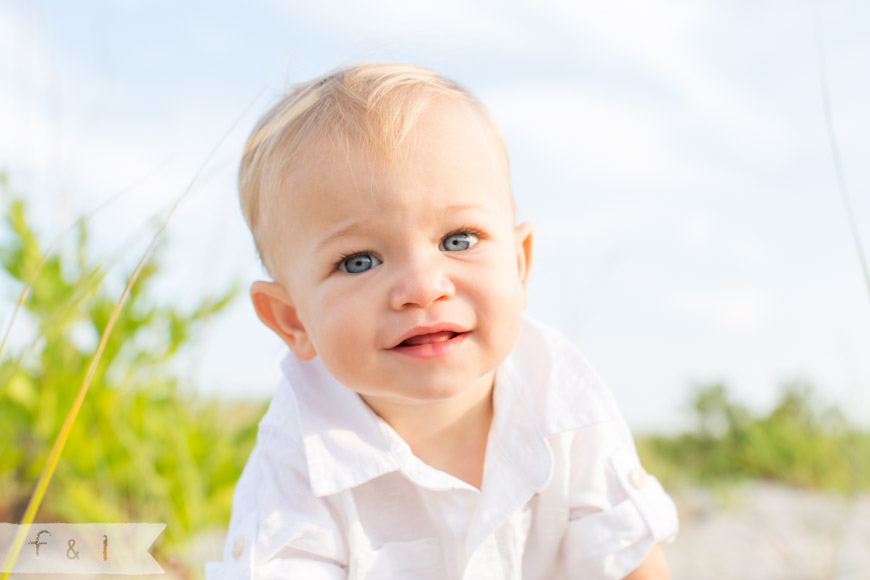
top-left (564, 441), bottom-right (678, 579)
top-left (205, 426), bottom-right (348, 580)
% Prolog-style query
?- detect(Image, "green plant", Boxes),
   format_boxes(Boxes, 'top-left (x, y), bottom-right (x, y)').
top-left (0, 181), bottom-right (264, 576)
top-left (638, 382), bottom-right (870, 494)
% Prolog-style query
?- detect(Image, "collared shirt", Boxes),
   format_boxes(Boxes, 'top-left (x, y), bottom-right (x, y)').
top-left (206, 317), bottom-right (678, 579)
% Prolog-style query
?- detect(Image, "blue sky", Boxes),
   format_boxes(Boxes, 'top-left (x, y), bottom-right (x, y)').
top-left (2, 0), bottom-right (869, 431)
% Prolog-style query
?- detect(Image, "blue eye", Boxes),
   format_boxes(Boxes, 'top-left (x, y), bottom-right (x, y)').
top-left (339, 253), bottom-right (382, 274)
top-left (440, 231), bottom-right (478, 252)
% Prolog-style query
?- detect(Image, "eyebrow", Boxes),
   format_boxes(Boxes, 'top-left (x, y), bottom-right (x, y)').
top-left (316, 203), bottom-right (487, 252)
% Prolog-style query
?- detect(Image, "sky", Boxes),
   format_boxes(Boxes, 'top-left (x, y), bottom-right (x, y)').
top-left (1, 0), bottom-right (869, 432)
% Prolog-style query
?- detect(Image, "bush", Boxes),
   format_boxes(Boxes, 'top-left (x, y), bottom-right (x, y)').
top-left (0, 179), bottom-right (264, 576)
top-left (638, 382), bottom-right (870, 494)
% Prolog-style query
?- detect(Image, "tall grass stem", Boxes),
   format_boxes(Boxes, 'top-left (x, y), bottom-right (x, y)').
top-left (0, 90), bottom-right (260, 577)
top-left (0, 167), bottom-right (168, 365)
top-left (813, 3), bottom-right (870, 304)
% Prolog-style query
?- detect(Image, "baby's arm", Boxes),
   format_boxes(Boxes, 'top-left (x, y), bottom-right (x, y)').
top-left (622, 545), bottom-right (670, 580)
top-left (206, 427), bottom-right (348, 579)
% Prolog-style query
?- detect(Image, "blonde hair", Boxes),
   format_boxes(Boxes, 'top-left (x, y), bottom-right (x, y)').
top-left (238, 62), bottom-right (510, 273)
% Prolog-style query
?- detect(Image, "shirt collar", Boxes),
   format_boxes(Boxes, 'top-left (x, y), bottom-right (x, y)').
top-left (463, 317), bottom-right (621, 550)
top-left (280, 354), bottom-right (401, 497)
top-left (279, 316), bottom-right (619, 498)
top-left (505, 315), bottom-right (621, 438)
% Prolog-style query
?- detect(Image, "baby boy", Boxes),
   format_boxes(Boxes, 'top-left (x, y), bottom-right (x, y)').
top-left (206, 63), bottom-right (678, 579)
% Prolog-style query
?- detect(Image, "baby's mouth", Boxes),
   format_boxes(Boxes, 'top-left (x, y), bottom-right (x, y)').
top-left (397, 331), bottom-right (459, 347)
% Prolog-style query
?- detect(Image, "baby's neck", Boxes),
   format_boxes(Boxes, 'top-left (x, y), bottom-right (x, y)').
top-left (405, 390), bottom-right (493, 488)
top-left (362, 376), bottom-right (495, 489)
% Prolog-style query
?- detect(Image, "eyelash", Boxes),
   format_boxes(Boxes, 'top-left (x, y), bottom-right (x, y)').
top-left (331, 227), bottom-right (487, 272)
top-left (445, 227), bottom-right (487, 243)
top-left (332, 249), bottom-right (380, 272)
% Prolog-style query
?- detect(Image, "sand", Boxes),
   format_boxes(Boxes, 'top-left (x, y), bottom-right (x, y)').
top-left (665, 482), bottom-right (870, 580)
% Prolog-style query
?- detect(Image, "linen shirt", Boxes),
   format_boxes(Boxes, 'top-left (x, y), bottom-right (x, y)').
top-left (206, 317), bottom-right (678, 579)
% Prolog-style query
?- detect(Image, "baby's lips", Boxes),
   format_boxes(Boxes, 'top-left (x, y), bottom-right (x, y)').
top-left (390, 323), bottom-right (468, 348)
top-left (399, 330), bottom-right (458, 347)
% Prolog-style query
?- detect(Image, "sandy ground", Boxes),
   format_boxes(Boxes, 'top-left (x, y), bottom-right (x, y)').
top-left (664, 482), bottom-right (870, 580)
top-left (9, 482), bottom-right (868, 579)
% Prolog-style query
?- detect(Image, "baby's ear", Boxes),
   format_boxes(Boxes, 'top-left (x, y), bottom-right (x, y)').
top-left (249, 281), bottom-right (317, 360)
top-left (514, 221), bottom-right (533, 295)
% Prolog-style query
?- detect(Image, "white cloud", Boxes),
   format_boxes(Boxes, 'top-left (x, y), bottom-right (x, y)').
top-left (677, 210), bottom-right (716, 248)
top-left (0, 4), bottom-right (42, 78)
top-left (671, 285), bottom-right (772, 333)
top-left (0, 5), bottom-right (253, 235)
top-left (267, 0), bottom-right (525, 49)
top-left (489, 87), bottom-right (709, 189)
top-left (531, 0), bottom-right (797, 159)
top-left (534, 0), bottom-right (705, 72)
top-left (533, 206), bottom-right (643, 246)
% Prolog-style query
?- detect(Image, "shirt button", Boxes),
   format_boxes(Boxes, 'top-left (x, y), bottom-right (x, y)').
top-left (232, 535), bottom-right (245, 559)
top-left (629, 467), bottom-right (647, 490)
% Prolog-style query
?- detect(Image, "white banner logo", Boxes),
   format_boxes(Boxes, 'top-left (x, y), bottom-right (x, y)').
top-left (0, 523), bottom-right (165, 574)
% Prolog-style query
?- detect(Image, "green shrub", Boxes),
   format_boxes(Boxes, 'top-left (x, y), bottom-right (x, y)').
top-left (638, 382), bottom-right (870, 494)
top-left (0, 179), bottom-right (264, 575)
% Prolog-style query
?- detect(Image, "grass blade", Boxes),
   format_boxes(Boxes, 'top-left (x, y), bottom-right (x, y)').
top-left (813, 3), bottom-right (870, 303)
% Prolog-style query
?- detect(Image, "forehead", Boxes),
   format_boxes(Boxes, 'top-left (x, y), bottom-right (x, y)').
top-left (273, 99), bottom-right (511, 229)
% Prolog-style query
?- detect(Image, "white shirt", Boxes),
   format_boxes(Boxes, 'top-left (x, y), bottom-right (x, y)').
top-left (206, 317), bottom-right (678, 579)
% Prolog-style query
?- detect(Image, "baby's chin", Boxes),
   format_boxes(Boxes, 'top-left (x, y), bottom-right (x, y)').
top-left (352, 371), bottom-right (497, 406)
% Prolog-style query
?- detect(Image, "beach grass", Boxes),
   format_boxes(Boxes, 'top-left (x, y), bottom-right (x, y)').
top-left (0, 184), bottom-right (261, 577)
top-left (637, 382), bottom-right (870, 495)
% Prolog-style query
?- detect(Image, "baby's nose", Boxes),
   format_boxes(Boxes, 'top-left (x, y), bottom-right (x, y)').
top-left (388, 263), bottom-right (455, 310)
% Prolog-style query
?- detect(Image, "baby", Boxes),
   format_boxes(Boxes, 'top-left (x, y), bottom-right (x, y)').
top-left (206, 63), bottom-right (678, 579)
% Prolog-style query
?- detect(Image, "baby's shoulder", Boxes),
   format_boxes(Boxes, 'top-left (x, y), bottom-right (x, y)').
top-left (258, 370), bottom-right (305, 436)
top-left (507, 317), bottom-right (623, 432)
